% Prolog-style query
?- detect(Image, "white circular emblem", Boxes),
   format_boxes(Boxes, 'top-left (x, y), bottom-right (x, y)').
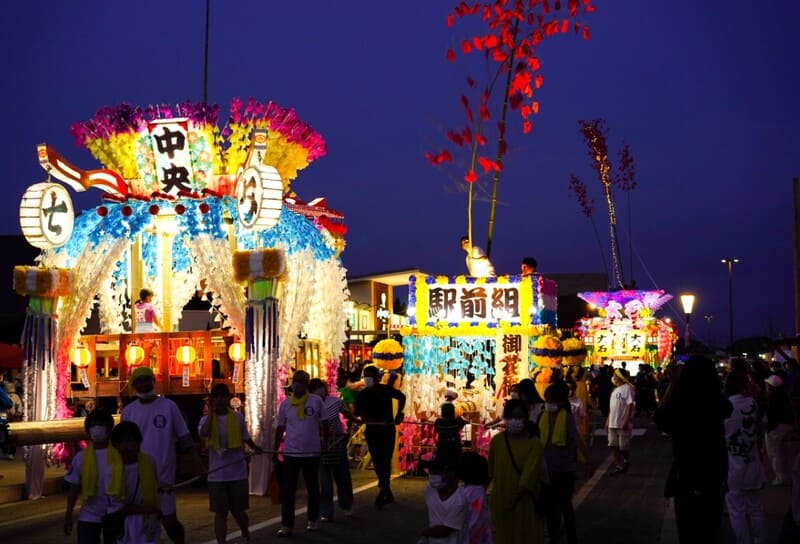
top-left (235, 165), bottom-right (283, 230)
top-left (19, 182), bottom-right (75, 248)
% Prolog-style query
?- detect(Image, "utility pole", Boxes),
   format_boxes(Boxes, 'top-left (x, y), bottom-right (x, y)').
top-left (793, 177), bottom-right (800, 360)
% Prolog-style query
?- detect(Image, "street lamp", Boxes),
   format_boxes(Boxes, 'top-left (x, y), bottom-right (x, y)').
top-left (680, 294), bottom-right (695, 352)
top-left (721, 258), bottom-right (739, 350)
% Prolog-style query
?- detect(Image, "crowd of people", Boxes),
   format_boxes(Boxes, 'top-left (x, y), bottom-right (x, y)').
top-left (55, 352), bottom-right (800, 544)
top-left (655, 355), bottom-right (800, 543)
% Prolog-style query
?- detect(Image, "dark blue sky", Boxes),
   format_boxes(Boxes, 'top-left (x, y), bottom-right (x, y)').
top-left (2, 1), bottom-right (799, 344)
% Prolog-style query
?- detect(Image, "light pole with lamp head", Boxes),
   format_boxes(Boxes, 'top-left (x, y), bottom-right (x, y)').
top-left (680, 294), bottom-right (695, 353)
top-left (721, 258), bottom-right (739, 350)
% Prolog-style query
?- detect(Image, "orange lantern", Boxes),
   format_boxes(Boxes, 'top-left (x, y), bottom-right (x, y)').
top-left (125, 343), bottom-right (145, 367)
top-left (71, 344), bottom-right (91, 368)
top-left (176, 344), bottom-right (197, 365)
top-left (228, 342), bottom-right (246, 363)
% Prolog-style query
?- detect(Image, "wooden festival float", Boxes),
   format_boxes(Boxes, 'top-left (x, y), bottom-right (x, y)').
top-left (396, 273), bottom-right (558, 470)
top-left (573, 290), bottom-right (678, 368)
top-left (10, 99), bottom-right (349, 498)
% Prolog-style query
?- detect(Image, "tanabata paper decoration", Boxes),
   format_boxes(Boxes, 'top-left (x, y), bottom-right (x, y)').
top-left (561, 337), bottom-right (587, 367)
top-left (531, 334), bottom-right (563, 368)
top-left (372, 339), bottom-right (404, 370)
top-left (13, 266), bottom-right (74, 297)
top-left (533, 366), bottom-right (556, 401)
top-left (232, 249), bottom-right (286, 282)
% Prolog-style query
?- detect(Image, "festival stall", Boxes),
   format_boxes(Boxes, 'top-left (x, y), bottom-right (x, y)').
top-left (396, 273), bottom-right (557, 469)
top-left (14, 99), bottom-right (349, 497)
top-left (574, 290), bottom-right (678, 368)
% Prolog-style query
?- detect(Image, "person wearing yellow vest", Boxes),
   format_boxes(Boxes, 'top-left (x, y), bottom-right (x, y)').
top-left (538, 382), bottom-right (588, 544)
top-left (108, 421), bottom-right (161, 543)
top-left (64, 409), bottom-right (117, 543)
top-left (198, 383), bottom-right (263, 544)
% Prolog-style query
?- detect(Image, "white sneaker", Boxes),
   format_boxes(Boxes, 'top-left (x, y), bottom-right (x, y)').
top-left (319, 515), bottom-right (331, 522)
top-left (307, 521), bottom-right (319, 531)
top-left (276, 527), bottom-right (292, 537)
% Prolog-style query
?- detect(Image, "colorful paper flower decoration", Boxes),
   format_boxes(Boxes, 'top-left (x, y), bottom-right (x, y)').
top-left (531, 334), bottom-right (562, 368)
top-left (372, 338), bottom-right (405, 371)
top-left (69, 99), bottom-right (326, 197)
top-left (561, 337), bottom-right (587, 367)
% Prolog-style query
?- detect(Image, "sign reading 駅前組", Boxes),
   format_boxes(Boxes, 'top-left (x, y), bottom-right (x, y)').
top-left (427, 284), bottom-right (520, 323)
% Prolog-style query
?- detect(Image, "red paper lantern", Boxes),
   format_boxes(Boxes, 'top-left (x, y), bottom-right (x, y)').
top-left (121, 205), bottom-right (133, 217)
top-left (97, 206), bottom-right (108, 217)
top-left (149, 204), bottom-right (160, 215)
top-left (175, 204), bottom-right (186, 215)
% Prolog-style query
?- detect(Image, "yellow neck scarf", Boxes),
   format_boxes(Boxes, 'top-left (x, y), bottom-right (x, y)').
top-left (80, 443), bottom-right (100, 503)
top-left (107, 448), bottom-right (158, 508)
top-left (206, 409), bottom-right (243, 450)
top-left (540, 409), bottom-right (568, 447)
top-left (289, 392), bottom-right (309, 420)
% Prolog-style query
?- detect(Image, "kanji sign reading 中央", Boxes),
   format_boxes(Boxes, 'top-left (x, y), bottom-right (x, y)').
top-left (149, 119), bottom-right (193, 197)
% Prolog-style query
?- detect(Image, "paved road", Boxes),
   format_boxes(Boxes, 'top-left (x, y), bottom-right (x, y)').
top-left (0, 416), bottom-right (796, 543)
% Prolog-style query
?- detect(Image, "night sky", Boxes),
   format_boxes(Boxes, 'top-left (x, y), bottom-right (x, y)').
top-left (2, 1), bottom-right (799, 345)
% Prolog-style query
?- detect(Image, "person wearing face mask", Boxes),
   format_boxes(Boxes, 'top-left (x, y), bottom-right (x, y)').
top-left (538, 383), bottom-right (588, 544)
top-left (308, 377), bottom-right (355, 522)
top-left (418, 461), bottom-right (468, 544)
top-left (273, 370), bottom-right (326, 537)
top-left (488, 398), bottom-right (546, 544)
top-left (354, 365), bottom-right (407, 509)
top-left (121, 366), bottom-right (200, 544)
top-left (64, 409), bottom-right (117, 543)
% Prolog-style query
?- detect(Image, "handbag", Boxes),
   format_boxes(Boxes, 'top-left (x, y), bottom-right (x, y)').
top-left (504, 431), bottom-right (551, 515)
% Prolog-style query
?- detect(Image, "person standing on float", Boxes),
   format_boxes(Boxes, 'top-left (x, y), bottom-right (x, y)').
top-left (134, 289), bottom-right (163, 332)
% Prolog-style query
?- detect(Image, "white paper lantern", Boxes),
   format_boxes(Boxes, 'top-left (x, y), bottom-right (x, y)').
top-left (235, 165), bottom-right (283, 230)
top-left (19, 182), bottom-right (75, 248)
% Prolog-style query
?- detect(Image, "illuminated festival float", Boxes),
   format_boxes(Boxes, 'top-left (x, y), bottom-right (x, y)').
top-left (573, 290), bottom-right (678, 368)
top-left (13, 99), bottom-right (348, 498)
top-left (396, 273), bottom-right (558, 468)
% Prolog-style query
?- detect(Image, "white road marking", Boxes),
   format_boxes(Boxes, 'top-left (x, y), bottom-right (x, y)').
top-left (201, 479), bottom-right (381, 543)
top-left (573, 453), bottom-right (614, 508)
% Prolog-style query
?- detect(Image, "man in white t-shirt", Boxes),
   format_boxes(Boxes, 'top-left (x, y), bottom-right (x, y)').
top-left (605, 368), bottom-right (635, 475)
top-left (273, 370), bottom-right (325, 537)
top-left (122, 366), bottom-right (200, 544)
top-left (724, 371), bottom-right (767, 543)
